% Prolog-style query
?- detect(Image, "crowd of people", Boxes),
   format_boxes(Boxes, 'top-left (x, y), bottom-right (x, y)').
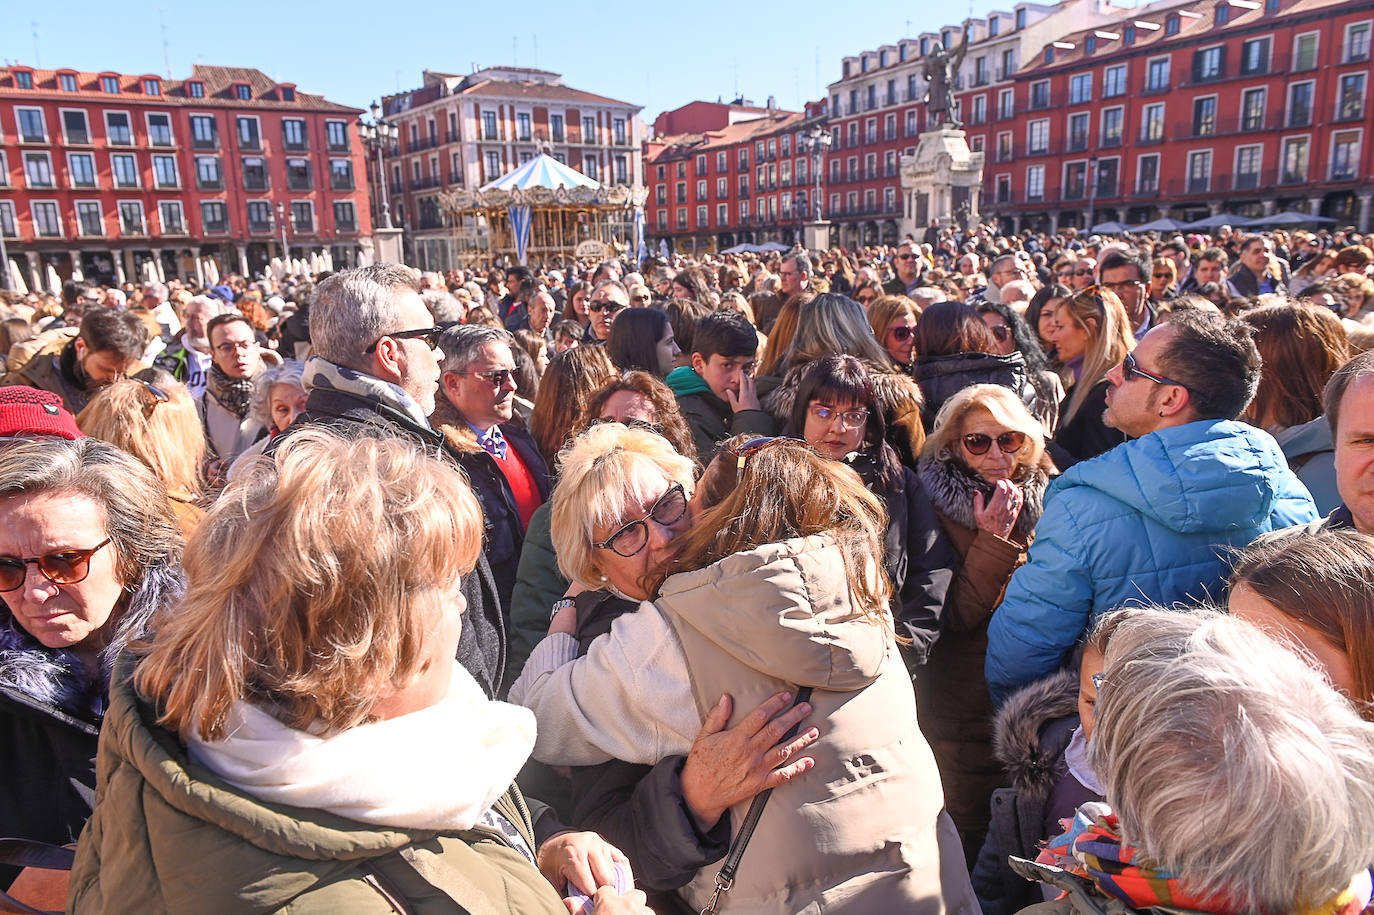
top-left (1, 218), bottom-right (1373, 915)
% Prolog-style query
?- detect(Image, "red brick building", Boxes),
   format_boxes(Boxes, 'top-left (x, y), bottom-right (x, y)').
top-left (986, 0), bottom-right (1374, 233)
top-left (0, 63), bottom-right (370, 290)
top-left (644, 100), bottom-right (828, 254)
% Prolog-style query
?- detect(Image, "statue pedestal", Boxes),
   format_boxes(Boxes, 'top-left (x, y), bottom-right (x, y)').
top-left (900, 128), bottom-right (985, 238)
top-left (802, 220), bottom-right (832, 252)
top-left (366, 227), bottom-right (405, 265)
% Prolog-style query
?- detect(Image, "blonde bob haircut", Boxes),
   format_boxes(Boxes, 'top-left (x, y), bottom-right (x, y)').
top-left (550, 422), bottom-right (696, 589)
top-left (77, 377), bottom-right (206, 499)
top-left (135, 428), bottom-right (484, 741)
top-left (923, 383), bottom-right (1053, 476)
top-left (866, 295), bottom-right (921, 361)
top-left (1056, 286), bottom-right (1135, 425)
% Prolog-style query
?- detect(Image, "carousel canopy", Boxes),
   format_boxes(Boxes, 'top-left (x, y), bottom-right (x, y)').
top-left (480, 154), bottom-right (600, 192)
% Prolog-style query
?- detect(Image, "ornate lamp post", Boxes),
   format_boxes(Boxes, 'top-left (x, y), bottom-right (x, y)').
top-left (357, 101), bottom-right (398, 230)
top-left (799, 126), bottom-right (833, 223)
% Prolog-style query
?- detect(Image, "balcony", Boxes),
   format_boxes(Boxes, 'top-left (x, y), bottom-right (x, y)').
top-left (286, 176), bottom-right (313, 192)
top-left (1067, 135), bottom-right (1090, 153)
top-left (191, 134), bottom-right (219, 151)
top-left (331, 175), bottom-right (356, 191)
top-left (196, 177), bottom-right (224, 191)
top-left (1141, 80), bottom-right (1171, 97)
top-left (248, 218), bottom-right (273, 234)
top-left (447, 129), bottom-right (461, 144)
top-left (161, 221), bottom-right (186, 236)
top-left (409, 134), bottom-right (440, 153)
top-left (203, 220), bottom-right (229, 235)
top-left (283, 138), bottom-right (309, 154)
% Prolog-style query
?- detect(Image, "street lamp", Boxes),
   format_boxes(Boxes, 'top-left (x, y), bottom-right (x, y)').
top-left (357, 101), bottom-right (398, 230)
top-left (799, 126), bottom-right (833, 223)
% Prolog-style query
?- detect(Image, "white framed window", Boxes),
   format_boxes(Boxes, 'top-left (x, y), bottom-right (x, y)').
top-left (1345, 21), bottom-right (1372, 62)
top-left (1146, 57), bottom-right (1170, 92)
top-left (281, 117), bottom-right (308, 150)
top-left (655, 210), bottom-right (667, 230)
top-left (101, 75), bottom-right (120, 94)
top-left (583, 156), bottom-right (598, 181)
top-left (998, 88), bottom-right (1014, 119)
top-left (195, 155), bottom-right (222, 189)
top-left (1068, 111), bottom-right (1091, 150)
top-left (1141, 102), bottom-right (1166, 142)
top-left (146, 112), bottom-right (173, 147)
top-left (16, 107), bottom-right (47, 143)
top-left (246, 200), bottom-right (273, 232)
top-left (152, 154), bottom-right (179, 188)
top-left (326, 119), bottom-right (350, 152)
top-left (1293, 31), bottom-right (1320, 71)
top-left (334, 201), bottom-right (357, 231)
top-left (1103, 65), bottom-right (1127, 98)
top-left (1281, 135), bottom-right (1310, 183)
top-left (716, 176), bottom-right (728, 197)
top-left (158, 200), bottom-right (186, 235)
top-left (1136, 153), bottom-right (1161, 193)
top-left (1288, 80), bottom-right (1316, 126)
top-left (1025, 164), bottom-right (1045, 199)
top-left (1330, 129), bottom-right (1362, 180)
top-left (111, 153), bottom-right (140, 188)
top-left (1193, 95), bottom-right (1218, 136)
top-left (67, 151), bottom-right (96, 188)
top-left (997, 131), bottom-right (1013, 162)
top-left (1068, 73), bottom-right (1093, 104)
top-left (695, 204), bottom-right (707, 225)
top-left (59, 109), bottom-right (90, 144)
top-left (739, 199), bottom-right (749, 219)
top-left (237, 115), bottom-right (262, 150)
top-left (1234, 144), bottom-right (1263, 189)
top-left (1186, 149), bottom-right (1212, 192)
top-left (188, 113), bottom-right (218, 148)
top-left (1101, 107), bottom-right (1124, 146)
top-left (58, 73), bottom-right (77, 92)
top-left (23, 151), bottom-right (54, 188)
top-left (716, 151), bottom-right (727, 171)
top-left (1337, 72), bottom-right (1367, 121)
top-left (75, 200), bottom-right (104, 236)
top-left (104, 110), bottom-right (133, 146)
top-left (290, 200), bottom-right (314, 232)
top-left (0, 151), bottom-right (6, 186)
top-left (1027, 118), bottom-right (1049, 154)
top-left (201, 200), bottom-right (229, 234)
top-left (31, 200), bottom-right (62, 236)
top-left (1239, 87), bottom-right (1267, 130)
top-left (1063, 160), bottom-right (1089, 199)
top-left (118, 200), bottom-right (146, 235)
top-left (716, 203), bottom-right (727, 226)
top-left (0, 201), bottom-right (17, 237)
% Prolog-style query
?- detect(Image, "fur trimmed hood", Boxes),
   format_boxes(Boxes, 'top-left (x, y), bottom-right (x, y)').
top-left (764, 359), bottom-right (927, 461)
top-left (991, 666), bottom-right (1080, 799)
top-left (916, 456), bottom-right (1049, 542)
top-left (0, 562), bottom-right (182, 720)
top-left (430, 396), bottom-right (484, 455)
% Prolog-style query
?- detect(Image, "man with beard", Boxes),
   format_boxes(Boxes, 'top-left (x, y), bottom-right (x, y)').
top-left (198, 313), bottom-right (277, 465)
top-left (153, 295), bottom-right (224, 397)
top-left (2, 308), bottom-right (147, 412)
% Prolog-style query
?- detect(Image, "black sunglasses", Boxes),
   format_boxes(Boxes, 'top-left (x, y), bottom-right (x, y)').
top-left (889, 326), bottom-right (915, 342)
top-left (588, 300), bottom-right (625, 314)
top-left (456, 368), bottom-right (515, 388)
top-left (1122, 352), bottom-right (1206, 404)
top-left (962, 431), bottom-right (1026, 455)
top-left (365, 326), bottom-right (443, 353)
top-left (0, 538), bottom-right (113, 592)
top-left (594, 483), bottom-right (688, 558)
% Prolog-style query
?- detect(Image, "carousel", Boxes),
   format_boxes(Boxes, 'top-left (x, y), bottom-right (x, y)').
top-left (437, 154), bottom-right (647, 267)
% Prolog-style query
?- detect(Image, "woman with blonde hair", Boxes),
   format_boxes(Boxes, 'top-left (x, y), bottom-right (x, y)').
top-left (1046, 286), bottom-right (1135, 463)
top-left (915, 383), bottom-right (1057, 860)
top-left (76, 375), bottom-right (207, 535)
top-left (514, 433), bottom-right (975, 914)
top-left (1148, 257), bottom-right (1177, 305)
top-left (69, 429), bottom-right (649, 915)
top-left (868, 294), bottom-right (921, 368)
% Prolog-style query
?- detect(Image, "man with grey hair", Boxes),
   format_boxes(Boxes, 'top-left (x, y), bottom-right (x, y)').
top-left (421, 287), bottom-right (466, 326)
top-left (274, 265), bottom-right (509, 698)
top-left (975, 254), bottom-right (1023, 305)
top-left (1018, 605), bottom-right (1374, 915)
top-left (998, 278), bottom-right (1036, 312)
top-left (430, 323), bottom-right (549, 618)
top-left (153, 294), bottom-right (224, 398)
top-left (778, 252), bottom-right (811, 300)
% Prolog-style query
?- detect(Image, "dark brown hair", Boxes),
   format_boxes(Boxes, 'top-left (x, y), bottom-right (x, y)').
top-left (1241, 303), bottom-right (1349, 429)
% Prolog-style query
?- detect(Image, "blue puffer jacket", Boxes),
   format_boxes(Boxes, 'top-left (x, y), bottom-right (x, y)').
top-left (985, 420), bottom-right (1317, 704)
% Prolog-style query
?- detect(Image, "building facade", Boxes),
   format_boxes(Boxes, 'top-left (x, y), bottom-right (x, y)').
top-left (985, 0), bottom-right (1374, 232)
top-left (644, 100), bottom-right (828, 254)
top-left (0, 63), bottom-right (369, 290)
top-left (379, 67), bottom-right (644, 270)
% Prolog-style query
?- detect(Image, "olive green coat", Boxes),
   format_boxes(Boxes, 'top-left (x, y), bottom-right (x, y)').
top-left (68, 656), bottom-right (567, 914)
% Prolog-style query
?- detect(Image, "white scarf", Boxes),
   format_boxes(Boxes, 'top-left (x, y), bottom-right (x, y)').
top-left (188, 662), bottom-right (536, 831)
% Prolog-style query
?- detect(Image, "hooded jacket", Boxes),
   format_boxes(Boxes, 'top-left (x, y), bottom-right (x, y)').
top-left (985, 420), bottom-right (1318, 703)
top-left (915, 352), bottom-right (1037, 431)
top-left (67, 657), bottom-right (564, 915)
top-left (1272, 415), bottom-right (1340, 515)
top-left (511, 536), bottom-right (978, 914)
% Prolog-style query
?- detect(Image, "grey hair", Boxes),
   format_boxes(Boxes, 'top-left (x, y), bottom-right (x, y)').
top-left (0, 438), bottom-right (181, 592)
top-left (784, 252), bottom-right (813, 276)
top-left (421, 289), bottom-right (466, 325)
top-left (185, 294), bottom-right (229, 318)
top-left (438, 324), bottom-right (513, 374)
top-left (310, 264), bottom-right (422, 369)
top-left (249, 359), bottom-right (306, 428)
top-left (1090, 605), bottom-right (1374, 915)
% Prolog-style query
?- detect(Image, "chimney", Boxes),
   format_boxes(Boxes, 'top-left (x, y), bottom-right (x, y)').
top-left (767, 95), bottom-right (776, 114)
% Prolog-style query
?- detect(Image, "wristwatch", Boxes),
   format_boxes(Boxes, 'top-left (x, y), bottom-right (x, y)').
top-left (550, 597), bottom-right (576, 621)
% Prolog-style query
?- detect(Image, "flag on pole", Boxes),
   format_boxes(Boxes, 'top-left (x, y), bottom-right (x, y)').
top-left (508, 205), bottom-right (532, 266)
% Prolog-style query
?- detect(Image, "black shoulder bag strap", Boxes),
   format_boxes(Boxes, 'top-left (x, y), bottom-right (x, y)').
top-left (0, 838), bottom-right (75, 915)
top-left (698, 686), bottom-right (813, 915)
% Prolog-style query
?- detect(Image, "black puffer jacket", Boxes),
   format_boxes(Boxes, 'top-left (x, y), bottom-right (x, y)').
top-left (0, 563), bottom-right (181, 889)
top-left (914, 351), bottom-right (1037, 430)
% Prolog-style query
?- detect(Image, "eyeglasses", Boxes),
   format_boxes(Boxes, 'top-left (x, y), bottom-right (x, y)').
top-left (895, 253), bottom-right (918, 261)
top-left (365, 326), bottom-right (444, 353)
top-left (988, 324), bottom-right (1012, 342)
top-left (1121, 352), bottom-right (1205, 404)
top-left (961, 431), bottom-right (1027, 455)
top-left (1074, 268), bottom-right (1096, 276)
top-left (588, 300), bottom-right (625, 314)
top-left (213, 340), bottom-right (258, 356)
top-left (139, 380), bottom-right (169, 417)
top-left (888, 326), bottom-right (916, 343)
top-left (456, 368), bottom-right (515, 388)
top-left (809, 403), bottom-right (870, 429)
top-left (0, 538), bottom-right (113, 593)
top-left (1152, 272), bottom-right (1172, 279)
top-left (593, 483), bottom-right (688, 558)
top-left (731, 435), bottom-right (807, 472)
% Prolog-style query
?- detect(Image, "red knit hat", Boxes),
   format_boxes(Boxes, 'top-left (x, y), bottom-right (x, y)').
top-left (0, 386), bottom-right (84, 441)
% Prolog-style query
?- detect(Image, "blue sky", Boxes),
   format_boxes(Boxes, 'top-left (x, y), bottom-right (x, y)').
top-left (8, 0), bottom-right (1019, 121)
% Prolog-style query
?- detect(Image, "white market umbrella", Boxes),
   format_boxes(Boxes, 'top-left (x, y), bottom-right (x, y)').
top-left (204, 258), bottom-right (220, 287)
top-left (6, 259), bottom-right (28, 294)
top-left (45, 263), bottom-right (61, 294)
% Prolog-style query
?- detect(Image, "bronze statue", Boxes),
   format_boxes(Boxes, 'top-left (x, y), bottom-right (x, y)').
top-left (923, 25), bottom-right (969, 128)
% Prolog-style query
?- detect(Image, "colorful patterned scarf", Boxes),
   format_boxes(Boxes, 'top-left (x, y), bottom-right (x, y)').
top-left (1038, 803), bottom-right (1372, 915)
